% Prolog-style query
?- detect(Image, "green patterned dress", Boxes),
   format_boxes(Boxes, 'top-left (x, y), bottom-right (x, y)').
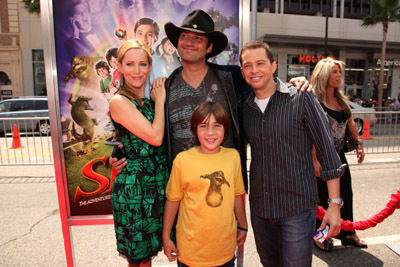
top-left (110, 98), bottom-right (169, 264)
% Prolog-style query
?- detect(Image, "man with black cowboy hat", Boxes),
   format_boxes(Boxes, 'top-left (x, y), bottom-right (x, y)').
top-left (162, 9), bottom-right (248, 173)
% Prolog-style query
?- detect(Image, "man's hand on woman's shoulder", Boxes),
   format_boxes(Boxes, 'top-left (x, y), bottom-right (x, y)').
top-left (290, 76), bottom-right (313, 93)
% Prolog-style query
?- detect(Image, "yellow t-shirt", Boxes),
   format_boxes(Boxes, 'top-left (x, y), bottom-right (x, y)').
top-left (166, 147), bottom-right (245, 267)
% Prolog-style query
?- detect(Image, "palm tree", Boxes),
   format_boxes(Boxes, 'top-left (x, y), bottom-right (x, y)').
top-left (21, 0), bottom-right (40, 15)
top-left (362, 0), bottom-right (400, 108)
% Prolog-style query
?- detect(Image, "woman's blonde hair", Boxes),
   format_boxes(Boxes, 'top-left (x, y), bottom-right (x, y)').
top-left (311, 57), bottom-right (351, 117)
top-left (117, 39), bottom-right (152, 107)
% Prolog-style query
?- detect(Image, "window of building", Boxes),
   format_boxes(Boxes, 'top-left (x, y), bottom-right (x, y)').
top-left (32, 50), bottom-right (46, 96)
top-left (369, 68), bottom-right (393, 100)
top-left (258, 0), bottom-right (277, 12)
top-left (262, 0), bottom-right (372, 18)
top-left (362, 0), bottom-right (372, 15)
top-left (398, 71), bottom-right (400, 100)
top-left (287, 54), bottom-right (310, 81)
top-left (274, 54), bottom-right (279, 78)
top-left (345, 59), bottom-right (365, 86)
top-left (344, 59), bottom-right (368, 98)
top-left (0, 72), bottom-right (11, 85)
top-left (342, 0), bottom-right (372, 18)
top-left (283, 0), bottom-right (322, 14)
top-left (311, 0), bottom-right (322, 12)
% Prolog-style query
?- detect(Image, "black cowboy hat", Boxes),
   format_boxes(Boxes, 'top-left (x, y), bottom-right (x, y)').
top-left (165, 9), bottom-right (228, 58)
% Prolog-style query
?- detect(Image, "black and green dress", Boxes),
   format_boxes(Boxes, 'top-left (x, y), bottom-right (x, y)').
top-left (110, 98), bottom-right (169, 264)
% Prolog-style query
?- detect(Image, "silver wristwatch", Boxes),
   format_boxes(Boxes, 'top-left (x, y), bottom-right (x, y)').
top-left (327, 198), bottom-right (344, 208)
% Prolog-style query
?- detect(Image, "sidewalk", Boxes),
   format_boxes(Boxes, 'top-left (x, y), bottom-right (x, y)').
top-left (1, 152), bottom-right (400, 178)
top-left (345, 152), bottom-right (400, 165)
top-left (0, 153), bottom-right (399, 266)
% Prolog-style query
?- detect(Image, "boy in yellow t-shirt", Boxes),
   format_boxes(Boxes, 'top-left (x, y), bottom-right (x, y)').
top-left (162, 101), bottom-right (247, 267)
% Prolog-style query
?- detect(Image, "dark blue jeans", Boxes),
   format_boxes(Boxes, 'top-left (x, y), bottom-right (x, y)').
top-left (251, 209), bottom-right (316, 267)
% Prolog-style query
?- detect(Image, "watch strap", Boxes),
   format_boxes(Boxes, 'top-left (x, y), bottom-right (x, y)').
top-left (327, 197), bottom-right (344, 208)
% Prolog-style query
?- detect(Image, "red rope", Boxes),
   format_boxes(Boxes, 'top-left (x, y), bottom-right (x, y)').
top-left (316, 190), bottom-right (400, 231)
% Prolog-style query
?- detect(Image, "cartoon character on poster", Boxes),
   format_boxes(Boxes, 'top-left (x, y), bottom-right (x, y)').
top-left (53, 0), bottom-right (240, 216)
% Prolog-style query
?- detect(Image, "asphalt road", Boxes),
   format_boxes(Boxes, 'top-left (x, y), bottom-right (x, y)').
top-left (0, 153), bottom-right (399, 267)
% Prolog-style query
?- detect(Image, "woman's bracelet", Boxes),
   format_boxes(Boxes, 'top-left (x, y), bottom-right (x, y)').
top-left (356, 140), bottom-right (363, 146)
top-left (237, 225), bottom-right (248, 232)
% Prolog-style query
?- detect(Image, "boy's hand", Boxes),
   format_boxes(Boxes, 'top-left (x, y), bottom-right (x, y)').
top-left (290, 76), bottom-right (313, 93)
top-left (109, 157), bottom-right (127, 174)
top-left (236, 229), bottom-right (247, 246)
top-left (163, 239), bottom-right (179, 262)
top-left (109, 144), bottom-right (127, 174)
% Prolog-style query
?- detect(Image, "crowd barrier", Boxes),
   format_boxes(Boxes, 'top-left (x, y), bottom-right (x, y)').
top-left (316, 189), bottom-right (400, 231)
top-left (0, 112), bottom-right (399, 165)
top-left (0, 117), bottom-right (53, 165)
top-left (349, 111), bottom-right (400, 154)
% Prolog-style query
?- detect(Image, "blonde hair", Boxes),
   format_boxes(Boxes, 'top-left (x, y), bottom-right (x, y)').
top-left (117, 39), bottom-right (152, 107)
top-left (311, 58), bottom-right (351, 117)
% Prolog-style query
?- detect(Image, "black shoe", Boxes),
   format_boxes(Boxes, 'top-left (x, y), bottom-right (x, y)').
top-left (314, 238), bottom-right (333, 252)
top-left (341, 236), bottom-right (368, 248)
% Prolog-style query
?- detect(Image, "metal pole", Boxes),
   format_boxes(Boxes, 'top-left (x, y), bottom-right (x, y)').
top-left (324, 0), bottom-right (330, 57)
top-left (251, 0), bottom-right (257, 40)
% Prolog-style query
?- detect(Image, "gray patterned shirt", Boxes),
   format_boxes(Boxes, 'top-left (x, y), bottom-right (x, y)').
top-left (168, 69), bottom-right (234, 160)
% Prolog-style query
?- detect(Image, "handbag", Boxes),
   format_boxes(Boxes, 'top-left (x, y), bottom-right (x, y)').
top-left (343, 125), bottom-right (357, 153)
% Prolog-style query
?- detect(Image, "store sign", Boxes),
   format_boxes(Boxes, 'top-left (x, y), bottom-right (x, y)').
top-left (1, 90), bottom-right (12, 95)
top-left (298, 55), bottom-right (335, 63)
top-left (376, 59), bottom-right (400, 67)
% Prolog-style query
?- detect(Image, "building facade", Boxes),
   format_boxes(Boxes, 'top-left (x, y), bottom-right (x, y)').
top-left (256, 0), bottom-right (400, 100)
top-left (0, 0), bottom-right (44, 100)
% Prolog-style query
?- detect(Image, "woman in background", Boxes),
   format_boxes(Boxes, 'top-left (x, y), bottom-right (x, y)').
top-left (109, 39), bottom-right (168, 267)
top-left (311, 58), bottom-right (367, 251)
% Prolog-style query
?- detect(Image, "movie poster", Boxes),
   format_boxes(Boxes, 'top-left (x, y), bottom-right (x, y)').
top-left (53, 0), bottom-right (240, 216)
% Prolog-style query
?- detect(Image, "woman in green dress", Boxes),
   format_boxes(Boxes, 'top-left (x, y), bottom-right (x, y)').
top-left (109, 39), bottom-right (168, 267)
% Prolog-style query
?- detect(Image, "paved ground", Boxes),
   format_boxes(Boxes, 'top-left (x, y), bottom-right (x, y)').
top-left (0, 153), bottom-right (399, 266)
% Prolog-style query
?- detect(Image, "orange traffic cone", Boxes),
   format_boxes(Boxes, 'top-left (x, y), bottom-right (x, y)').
top-left (360, 118), bottom-right (373, 140)
top-left (9, 124), bottom-right (24, 149)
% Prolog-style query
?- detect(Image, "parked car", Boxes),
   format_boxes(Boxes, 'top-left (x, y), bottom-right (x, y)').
top-left (348, 101), bottom-right (377, 134)
top-left (0, 97), bottom-right (50, 136)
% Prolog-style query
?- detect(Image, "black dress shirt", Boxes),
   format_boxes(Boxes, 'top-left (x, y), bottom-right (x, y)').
top-left (243, 79), bottom-right (345, 219)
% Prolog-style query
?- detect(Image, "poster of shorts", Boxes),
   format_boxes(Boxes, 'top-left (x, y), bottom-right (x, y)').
top-left (52, 0), bottom-right (240, 216)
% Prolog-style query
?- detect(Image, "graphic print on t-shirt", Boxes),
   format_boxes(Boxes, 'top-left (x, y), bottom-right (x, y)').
top-left (200, 170), bottom-right (230, 207)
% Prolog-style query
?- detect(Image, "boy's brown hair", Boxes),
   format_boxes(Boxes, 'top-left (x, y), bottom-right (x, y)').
top-left (190, 101), bottom-right (231, 146)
